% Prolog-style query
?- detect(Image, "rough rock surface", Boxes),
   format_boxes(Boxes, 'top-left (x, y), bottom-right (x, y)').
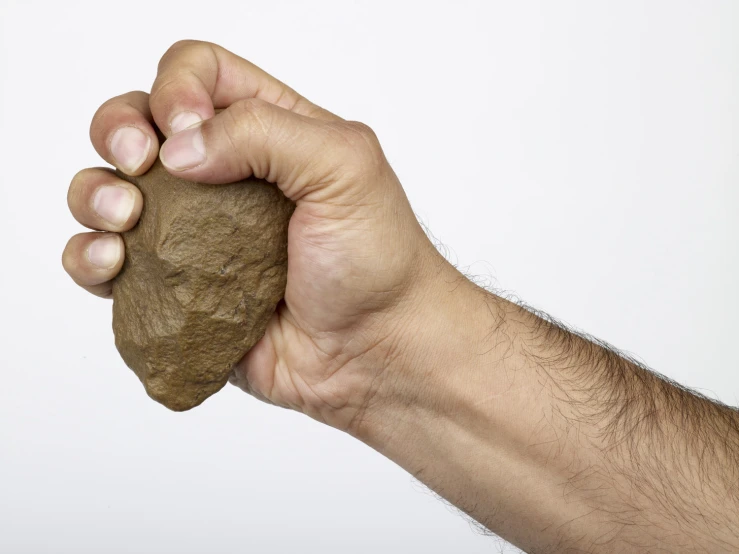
top-left (112, 158), bottom-right (294, 411)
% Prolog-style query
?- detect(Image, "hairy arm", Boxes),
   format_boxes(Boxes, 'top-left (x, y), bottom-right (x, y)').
top-left (352, 255), bottom-right (739, 553)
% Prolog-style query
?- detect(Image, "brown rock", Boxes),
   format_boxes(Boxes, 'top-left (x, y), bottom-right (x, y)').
top-left (112, 157), bottom-right (294, 411)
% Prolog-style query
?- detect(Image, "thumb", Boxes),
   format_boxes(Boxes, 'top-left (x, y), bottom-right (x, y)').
top-left (158, 98), bottom-right (375, 202)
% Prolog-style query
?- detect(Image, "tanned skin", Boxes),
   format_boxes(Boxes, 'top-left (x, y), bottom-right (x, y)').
top-left (63, 40), bottom-right (739, 553)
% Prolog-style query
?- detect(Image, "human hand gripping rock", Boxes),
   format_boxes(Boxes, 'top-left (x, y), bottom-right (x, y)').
top-left (63, 40), bottom-right (739, 552)
top-left (62, 40), bottom-right (443, 428)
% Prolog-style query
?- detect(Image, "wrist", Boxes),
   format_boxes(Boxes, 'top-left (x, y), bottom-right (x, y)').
top-left (347, 247), bottom-right (510, 450)
top-left (344, 254), bottom-right (604, 547)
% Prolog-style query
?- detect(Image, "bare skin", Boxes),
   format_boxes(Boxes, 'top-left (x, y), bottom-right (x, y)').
top-left (63, 41), bottom-right (739, 553)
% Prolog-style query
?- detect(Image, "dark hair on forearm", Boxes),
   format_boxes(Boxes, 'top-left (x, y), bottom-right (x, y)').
top-left (502, 292), bottom-right (739, 546)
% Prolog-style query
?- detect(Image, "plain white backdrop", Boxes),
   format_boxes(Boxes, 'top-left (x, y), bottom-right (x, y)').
top-left (1, 1), bottom-right (737, 553)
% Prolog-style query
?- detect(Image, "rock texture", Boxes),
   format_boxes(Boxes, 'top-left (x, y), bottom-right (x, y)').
top-left (112, 157), bottom-right (294, 411)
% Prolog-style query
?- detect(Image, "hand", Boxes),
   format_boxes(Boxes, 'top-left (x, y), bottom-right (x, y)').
top-left (62, 40), bottom-right (445, 430)
top-left (63, 40), bottom-right (739, 554)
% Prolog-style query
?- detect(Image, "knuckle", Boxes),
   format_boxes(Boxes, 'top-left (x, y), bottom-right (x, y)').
top-left (61, 238), bottom-right (79, 275)
top-left (336, 121), bottom-right (385, 175)
top-left (168, 38), bottom-right (201, 50)
top-left (67, 169), bottom-right (87, 208)
top-left (92, 97), bottom-right (115, 120)
top-left (345, 120), bottom-right (379, 143)
top-left (153, 41), bottom-right (217, 111)
top-left (90, 101), bottom-right (114, 142)
top-left (232, 97), bottom-right (269, 122)
top-left (89, 99), bottom-right (125, 147)
top-left (70, 168), bottom-right (87, 188)
top-left (90, 91), bottom-right (148, 139)
top-left (229, 98), bottom-right (271, 140)
top-left (148, 76), bottom-right (180, 108)
top-left (223, 99), bottom-right (272, 177)
top-left (220, 110), bottom-right (242, 154)
top-left (158, 39), bottom-right (205, 70)
top-left (157, 40), bottom-right (218, 81)
top-left (91, 95), bottom-right (125, 126)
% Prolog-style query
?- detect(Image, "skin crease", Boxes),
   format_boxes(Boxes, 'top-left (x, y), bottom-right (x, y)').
top-left (63, 41), bottom-right (739, 553)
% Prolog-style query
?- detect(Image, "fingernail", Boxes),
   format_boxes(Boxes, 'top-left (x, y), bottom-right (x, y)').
top-left (87, 235), bottom-right (121, 269)
top-left (110, 126), bottom-right (150, 174)
top-left (170, 111), bottom-right (203, 134)
top-left (160, 126), bottom-right (206, 171)
top-left (93, 185), bottom-right (135, 226)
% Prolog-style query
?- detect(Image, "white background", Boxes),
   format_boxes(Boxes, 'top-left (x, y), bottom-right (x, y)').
top-left (1, 1), bottom-right (737, 553)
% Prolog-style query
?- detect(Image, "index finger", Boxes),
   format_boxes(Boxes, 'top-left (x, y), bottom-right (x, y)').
top-left (150, 40), bottom-right (340, 137)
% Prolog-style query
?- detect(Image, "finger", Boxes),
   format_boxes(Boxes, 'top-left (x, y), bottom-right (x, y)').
top-left (150, 40), bottom-right (340, 138)
top-left (159, 98), bottom-right (384, 202)
top-left (62, 232), bottom-right (124, 298)
top-left (68, 168), bottom-right (143, 232)
top-left (230, 322), bottom-right (278, 405)
top-left (90, 91), bottom-right (159, 176)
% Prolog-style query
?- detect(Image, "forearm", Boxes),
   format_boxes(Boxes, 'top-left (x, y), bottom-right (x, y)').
top-left (354, 255), bottom-right (739, 553)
